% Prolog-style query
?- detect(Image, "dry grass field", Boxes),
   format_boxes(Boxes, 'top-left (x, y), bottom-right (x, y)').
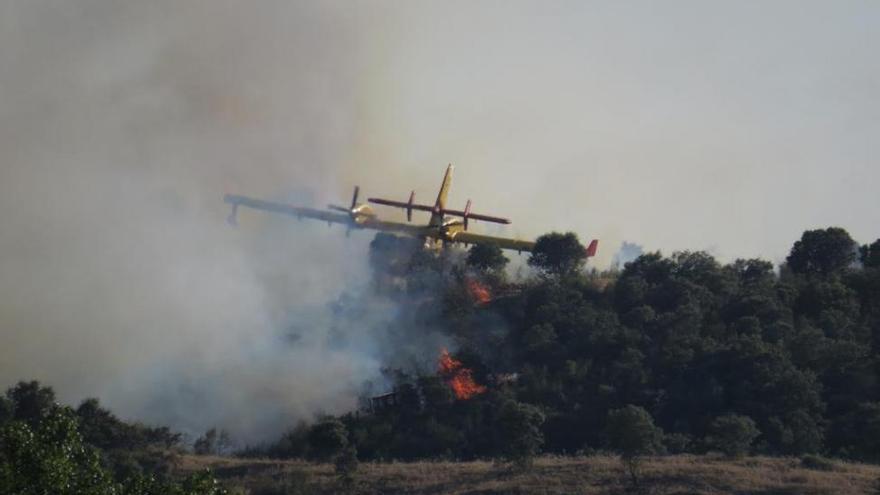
top-left (181, 454), bottom-right (880, 495)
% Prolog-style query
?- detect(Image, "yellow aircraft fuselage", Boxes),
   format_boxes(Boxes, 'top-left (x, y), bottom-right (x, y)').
top-left (224, 164), bottom-right (596, 256)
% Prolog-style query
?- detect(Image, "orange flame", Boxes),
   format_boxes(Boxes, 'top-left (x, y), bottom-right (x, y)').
top-left (466, 278), bottom-right (492, 305)
top-left (438, 348), bottom-right (487, 400)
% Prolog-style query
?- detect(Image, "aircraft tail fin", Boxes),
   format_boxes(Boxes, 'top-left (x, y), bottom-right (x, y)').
top-left (435, 164), bottom-right (453, 210)
top-left (585, 239), bottom-right (599, 258)
top-left (430, 164), bottom-right (453, 226)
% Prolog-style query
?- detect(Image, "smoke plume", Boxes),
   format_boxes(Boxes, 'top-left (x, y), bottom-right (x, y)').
top-left (0, 2), bottom-right (404, 442)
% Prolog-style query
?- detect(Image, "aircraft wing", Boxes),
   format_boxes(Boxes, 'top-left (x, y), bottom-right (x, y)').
top-left (224, 194), bottom-right (351, 226)
top-left (446, 231), bottom-right (536, 252)
top-left (448, 231), bottom-right (600, 257)
top-left (224, 194), bottom-right (426, 237)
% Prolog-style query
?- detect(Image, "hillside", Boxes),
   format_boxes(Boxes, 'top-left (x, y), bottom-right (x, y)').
top-left (182, 454), bottom-right (880, 495)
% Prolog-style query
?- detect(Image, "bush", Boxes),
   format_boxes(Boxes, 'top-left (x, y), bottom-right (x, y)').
top-left (705, 414), bottom-right (760, 458)
top-left (663, 432), bottom-right (693, 454)
top-left (495, 400), bottom-right (545, 469)
top-left (0, 407), bottom-right (116, 495)
top-left (800, 454), bottom-right (836, 471)
top-left (605, 405), bottom-right (664, 486)
top-left (0, 396), bottom-right (225, 495)
top-left (334, 445), bottom-right (359, 486)
top-left (307, 418), bottom-right (349, 462)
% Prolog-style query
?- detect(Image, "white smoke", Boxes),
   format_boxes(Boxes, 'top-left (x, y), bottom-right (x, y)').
top-left (0, 2), bottom-right (400, 442)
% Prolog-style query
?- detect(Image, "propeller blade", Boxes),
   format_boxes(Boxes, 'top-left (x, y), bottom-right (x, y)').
top-left (351, 186), bottom-right (360, 210)
top-left (328, 204), bottom-right (350, 213)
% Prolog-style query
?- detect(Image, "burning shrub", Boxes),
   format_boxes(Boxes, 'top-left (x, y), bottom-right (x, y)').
top-left (465, 278), bottom-right (492, 305)
top-left (438, 349), bottom-right (487, 400)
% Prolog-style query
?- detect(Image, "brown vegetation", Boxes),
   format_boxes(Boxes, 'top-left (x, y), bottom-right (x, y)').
top-left (181, 454), bottom-right (880, 495)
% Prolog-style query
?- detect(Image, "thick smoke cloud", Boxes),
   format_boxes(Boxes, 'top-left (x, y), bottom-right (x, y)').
top-left (0, 2), bottom-right (402, 441)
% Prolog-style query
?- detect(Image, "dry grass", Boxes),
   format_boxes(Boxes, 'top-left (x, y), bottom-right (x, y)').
top-left (180, 454), bottom-right (880, 495)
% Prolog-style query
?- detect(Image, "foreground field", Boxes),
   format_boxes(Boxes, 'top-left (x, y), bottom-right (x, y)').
top-left (181, 454), bottom-right (880, 495)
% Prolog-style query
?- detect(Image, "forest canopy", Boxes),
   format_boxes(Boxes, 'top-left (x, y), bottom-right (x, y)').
top-left (4, 226), bottom-right (880, 479)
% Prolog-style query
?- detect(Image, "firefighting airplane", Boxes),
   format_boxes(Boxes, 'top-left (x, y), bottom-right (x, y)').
top-left (223, 165), bottom-right (598, 256)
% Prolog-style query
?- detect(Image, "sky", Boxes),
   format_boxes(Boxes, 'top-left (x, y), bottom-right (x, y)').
top-left (0, 1), bottom-right (877, 438)
top-left (346, 1), bottom-right (879, 263)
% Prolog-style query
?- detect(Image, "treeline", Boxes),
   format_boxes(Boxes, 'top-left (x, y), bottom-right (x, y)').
top-left (4, 226), bottom-right (879, 485)
top-left (260, 227), bottom-right (880, 466)
top-left (0, 381), bottom-right (226, 494)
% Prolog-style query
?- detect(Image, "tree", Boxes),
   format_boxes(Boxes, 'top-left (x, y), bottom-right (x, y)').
top-left (728, 258), bottom-right (776, 286)
top-left (193, 428), bottom-right (231, 456)
top-left (605, 405), bottom-right (664, 487)
top-left (467, 243), bottom-right (509, 272)
top-left (307, 417), bottom-right (349, 462)
top-left (495, 400), bottom-right (545, 469)
top-left (0, 396), bottom-right (12, 425)
top-left (828, 402), bottom-right (880, 462)
top-left (705, 414), bottom-right (760, 457)
top-left (0, 407), bottom-right (115, 495)
top-left (0, 403), bottom-right (228, 495)
top-left (6, 380), bottom-right (56, 425)
top-left (528, 232), bottom-right (587, 276)
top-left (786, 227), bottom-right (857, 276)
top-left (268, 421), bottom-right (310, 459)
top-left (861, 239), bottom-right (880, 268)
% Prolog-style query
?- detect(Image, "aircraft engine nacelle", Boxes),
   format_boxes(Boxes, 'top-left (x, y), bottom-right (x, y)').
top-left (352, 204), bottom-right (375, 224)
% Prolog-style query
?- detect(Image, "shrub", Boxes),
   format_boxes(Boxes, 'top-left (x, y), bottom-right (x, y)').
top-left (800, 454), bottom-right (836, 471)
top-left (495, 400), bottom-right (545, 469)
top-left (605, 405), bottom-right (664, 486)
top-left (307, 417), bottom-right (349, 462)
top-left (705, 414), bottom-right (760, 458)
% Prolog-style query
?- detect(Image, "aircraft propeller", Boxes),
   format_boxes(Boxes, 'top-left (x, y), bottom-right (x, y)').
top-left (327, 186), bottom-right (361, 215)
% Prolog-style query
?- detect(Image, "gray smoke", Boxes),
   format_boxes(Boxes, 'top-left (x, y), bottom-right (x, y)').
top-left (611, 242), bottom-right (645, 270)
top-left (0, 2), bottom-right (414, 442)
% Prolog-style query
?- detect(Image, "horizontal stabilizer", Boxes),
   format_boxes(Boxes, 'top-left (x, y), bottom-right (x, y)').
top-left (369, 197), bottom-right (435, 213)
top-left (443, 208), bottom-right (510, 225)
top-left (368, 197), bottom-right (510, 225)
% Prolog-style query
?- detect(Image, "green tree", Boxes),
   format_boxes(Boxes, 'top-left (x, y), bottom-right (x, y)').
top-left (528, 232), bottom-right (587, 276)
top-left (0, 407), bottom-right (115, 495)
top-left (307, 417), bottom-right (349, 462)
top-left (605, 405), bottom-right (664, 487)
top-left (705, 414), bottom-right (760, 457)
top-left (828, 402), bottom-right (880, 462)
top-left (467, 243), bottom-right (509, 273)
top-left (0, 396), bottom-right (12, 425)
top-left (268, 421), bottom-right (310, 459)
top-left (786, 227), bottom-right (857, 276)
top-left (193, 428), bottom-right (231, 456)
top-left (860, 239), bottom-right (880, 268)
top-left (6, 380), bottom-right (56, 425)
top-left (495, 400), bottom-right (545, 469)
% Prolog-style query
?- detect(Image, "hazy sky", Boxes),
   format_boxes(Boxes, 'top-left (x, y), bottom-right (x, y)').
top-left (0, 1), bottom-right (877, 437)
top-left (347, 1), bottom-right (879, 263)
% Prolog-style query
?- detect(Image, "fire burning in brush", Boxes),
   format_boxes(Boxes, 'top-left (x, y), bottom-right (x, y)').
top-left (438, 348), bottom-right (487, 400)
top-left (465, 278), bottom-right (492, 305)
